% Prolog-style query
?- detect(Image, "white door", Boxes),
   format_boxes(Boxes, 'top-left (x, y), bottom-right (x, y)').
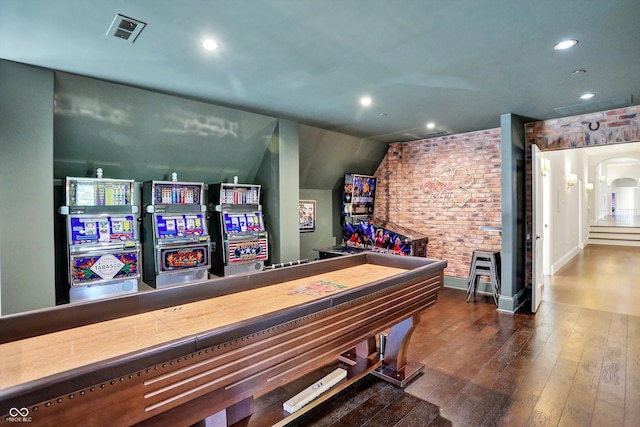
top-left (532, 145), bottom-right (544, 312)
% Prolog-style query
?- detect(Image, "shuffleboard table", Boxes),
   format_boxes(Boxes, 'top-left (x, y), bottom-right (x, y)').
top-left (0, 253), bottom-right (447, 426)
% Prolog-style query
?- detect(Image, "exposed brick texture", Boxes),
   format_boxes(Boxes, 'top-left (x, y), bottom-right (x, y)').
top-left (526, 105), bottom-right (640, 150)
top-left (374, 105), bottom-right (640, 281)
top-left (374, 129), bottom-right (502, 279)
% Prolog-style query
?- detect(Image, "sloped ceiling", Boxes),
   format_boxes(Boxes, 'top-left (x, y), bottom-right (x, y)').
top-left (2, 0), bottom-right (639, 144)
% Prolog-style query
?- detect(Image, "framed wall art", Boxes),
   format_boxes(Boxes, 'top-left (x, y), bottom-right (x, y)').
top-left (299, 200), bottom-right (316, 232)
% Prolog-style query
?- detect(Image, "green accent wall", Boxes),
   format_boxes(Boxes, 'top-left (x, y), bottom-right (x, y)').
top-left (257, 120), bottom-right (301, 264)
top-left (0, 60), bottom-right (56, 315)
top-left (0, 60), bottom-right (385, 314)
top-left (499, 113), bottom-right (530, 313)
top-left (299, 189), bottom-right (336, 262)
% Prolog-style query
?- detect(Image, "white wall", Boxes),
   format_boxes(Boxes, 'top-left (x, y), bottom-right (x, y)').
top-left (543, 144), bottom-right (640, 276)
top-left (544, 148), bottom-right (588, 274)
top-left (612, 185), bottom-right (639, 213)
top-left (587, 145), bottom-right (640, 218)
top-left (594, 162), bottom-right (609, 220)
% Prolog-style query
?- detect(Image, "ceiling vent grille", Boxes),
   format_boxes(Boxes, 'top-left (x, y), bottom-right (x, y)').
top-left (107, 14), bottom-right (146, 43)
top-left (424, 130), bottom-right (449, 138)
top-left (554, 95), bottom-right (633, 116)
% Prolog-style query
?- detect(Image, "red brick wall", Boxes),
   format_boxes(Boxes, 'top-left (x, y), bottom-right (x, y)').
top-left (373, 106), bottom-right (640, 281)
top-left (374, 129), bottom-right (502, 279)
top-left (526, 106), bottom-right (640, 150)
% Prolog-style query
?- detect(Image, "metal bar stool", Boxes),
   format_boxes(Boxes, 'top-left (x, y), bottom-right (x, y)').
top-left (466, 250), bottom-right (501, 306)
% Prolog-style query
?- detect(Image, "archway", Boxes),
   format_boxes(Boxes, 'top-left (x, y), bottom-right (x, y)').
top-left (593, 155), bottom-right (640, 223)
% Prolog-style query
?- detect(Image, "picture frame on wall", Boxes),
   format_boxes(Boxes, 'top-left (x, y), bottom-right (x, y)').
top-left (299, 200), bottom-right (316, 232)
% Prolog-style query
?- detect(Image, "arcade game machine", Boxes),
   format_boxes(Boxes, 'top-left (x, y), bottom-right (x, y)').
top-left (343, 173), bottom-right (377, 219)
top-left (142, 174), bottom-right (210, 288)
top-left (329, 173), bottom-right (379, 257)
top-left (342, 219), bottom-right (429, 257)
top-left (208, 179), bottom-right (268, 276)
top-left (318, 173), bottom-right (428, 259)
top-left (59, 169), bottom-right (140, 302)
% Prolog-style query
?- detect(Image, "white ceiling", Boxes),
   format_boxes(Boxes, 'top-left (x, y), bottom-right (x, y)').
top-left (1, 0), bottom-right (639, 143)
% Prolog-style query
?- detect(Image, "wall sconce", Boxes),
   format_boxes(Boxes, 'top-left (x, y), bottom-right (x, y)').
top-left (566, 173), bottom-right (578, 187)
top-left (541, 158), bottom-right (551, 175)
top-left (586, 182), bottom-right (594, 192)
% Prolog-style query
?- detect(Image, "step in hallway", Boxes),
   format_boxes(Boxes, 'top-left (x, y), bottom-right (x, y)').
top-left (257, 245), bottom-right (640, 427)
top-left (588, 215), bottom-right (640, 247)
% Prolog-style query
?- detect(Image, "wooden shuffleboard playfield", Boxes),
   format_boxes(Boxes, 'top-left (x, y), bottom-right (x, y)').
top-left (0, 253), bottom-right (447, 426)
top-left (1, 264), bottom-right (405, 389)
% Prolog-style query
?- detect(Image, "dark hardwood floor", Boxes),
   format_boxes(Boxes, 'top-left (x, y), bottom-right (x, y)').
top-left (258, 246), bottom-right (640, 427)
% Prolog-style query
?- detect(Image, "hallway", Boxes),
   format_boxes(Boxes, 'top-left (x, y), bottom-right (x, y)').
top-left (257, 244), bottom-right (640, 426)
top-left (544, 244), bottom-right (640, 317)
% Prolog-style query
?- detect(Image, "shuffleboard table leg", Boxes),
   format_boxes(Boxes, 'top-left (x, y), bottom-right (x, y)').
top-left (371, 314), bottom-right (424, 387)
top-left (338, 335), bottom-right (377, 365)
top-left (192, 396), bottom-right (253, 427)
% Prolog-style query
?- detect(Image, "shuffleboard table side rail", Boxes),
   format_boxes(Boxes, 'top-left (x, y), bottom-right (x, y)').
top-left (0, 257), bottom-right (447, 422)
top-left (0, 255), bottom-right (362, 343)
top-left (0, 254), bottom-right (444, 344)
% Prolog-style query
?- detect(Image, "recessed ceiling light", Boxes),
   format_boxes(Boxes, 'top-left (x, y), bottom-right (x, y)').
top-left (572, 69), bottom-right (587, 74)
top-left (201, 39), bottom-right (220, 51)
top-left (553, 39), bottom-right (578, 50)
top-left (580, 92), bottom-right (596, 100)
top-left (360, 96), bottom-right (372, 107)
top-left (426, 122), bottom-right (436, 130)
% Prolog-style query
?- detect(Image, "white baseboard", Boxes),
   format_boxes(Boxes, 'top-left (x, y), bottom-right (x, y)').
top-left (551, 246), bottom-right (580, 275)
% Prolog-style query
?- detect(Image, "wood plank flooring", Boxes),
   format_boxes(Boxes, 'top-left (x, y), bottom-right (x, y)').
top-left (543, 245), bottom-right (640, 316)
top-left (266, 245), bottom-right (640, 427)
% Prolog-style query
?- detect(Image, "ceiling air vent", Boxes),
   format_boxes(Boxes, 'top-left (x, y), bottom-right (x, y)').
top-left (424, 130), bottom-right (449, 138)
top-left (554, 95), bottom-right (633, 116)
top-left (107, 14), bottom-right (146, 42)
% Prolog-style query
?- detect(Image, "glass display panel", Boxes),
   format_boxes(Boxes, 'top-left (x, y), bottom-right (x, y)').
top-left (160, 245), bottom-right (209, 271)
top-left (69, 215), bottom-right (136, 244)
top-left (156, 214), bottom-right (205, 238)
top-left (223, 211), bottom-right (263, 234)
top-left (68, 179), bottom-right (133, 206)
top-left (153, 183), bottom-right (201, 205)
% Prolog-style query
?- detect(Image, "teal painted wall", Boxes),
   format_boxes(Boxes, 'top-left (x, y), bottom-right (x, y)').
top-left (256, 120), bottom-right (301, 264)
top-left (0, 60), bottom-right (56, 315)
top-left (499, 113), bottom-right (529, 313)
top-left (0, 60), bottom-right (386, 314)
top-left (299, 189), bottom-right (336, 262)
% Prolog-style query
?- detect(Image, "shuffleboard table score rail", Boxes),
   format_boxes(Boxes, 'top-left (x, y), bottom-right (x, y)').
top-left (0, 253), bottom-right (447, 426)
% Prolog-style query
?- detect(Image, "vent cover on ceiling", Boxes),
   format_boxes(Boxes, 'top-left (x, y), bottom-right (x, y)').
top-left (554, 95), bottom-right (633, 116)
top-left (424, 130), bottom-right (449, 138)
top-left (107, 14), bottom-right (146, 42)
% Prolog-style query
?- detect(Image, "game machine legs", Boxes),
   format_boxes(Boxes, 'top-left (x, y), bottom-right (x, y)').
top-left (142, 174), bottom-right (211, 288)
top-left (59, 169), bottom-right (141, 303)
top-left (208, 179), bottom-right (268, 277)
